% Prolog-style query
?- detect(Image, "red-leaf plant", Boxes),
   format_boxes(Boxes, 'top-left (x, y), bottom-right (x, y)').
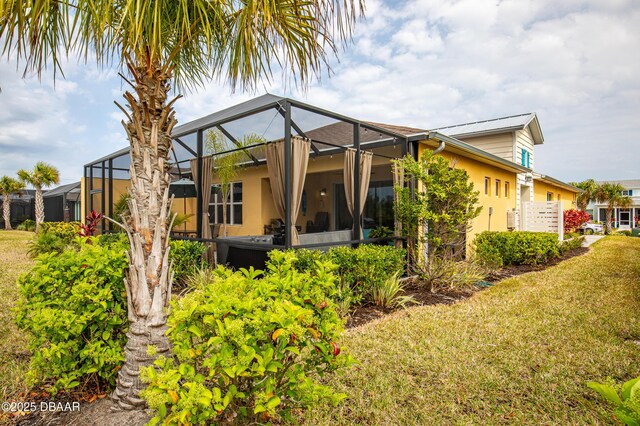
top-left (80, 210), bottom-right (104, 237)
top-left (564, 209), bottom-right (590, 233)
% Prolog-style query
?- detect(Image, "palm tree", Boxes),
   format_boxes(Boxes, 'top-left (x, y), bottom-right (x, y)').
top-left (570, 179), bottom-right (598, 211)
top-left (0, 176), bottom-right (25, 230)
top-left (1, 0), bottom-right (362, 409)
top-left (17, 163), bottom-right (60, 233)
top-left (594, 182), bottom-right (632, 234)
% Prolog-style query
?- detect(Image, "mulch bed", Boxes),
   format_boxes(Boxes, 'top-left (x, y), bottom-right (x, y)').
top-left (346, 246), bottom-right (590, 329)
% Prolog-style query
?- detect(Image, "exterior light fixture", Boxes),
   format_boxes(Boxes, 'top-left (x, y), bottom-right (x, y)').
top-left (320, 188), bottom-right (327, 197)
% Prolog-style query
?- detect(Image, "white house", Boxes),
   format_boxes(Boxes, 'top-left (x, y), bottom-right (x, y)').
top-left (587, 179), bottom-right (640, 229)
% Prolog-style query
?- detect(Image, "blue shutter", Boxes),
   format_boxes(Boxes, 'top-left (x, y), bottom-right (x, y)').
top-left (527, 151), bottom-right (531, 168)
top-left (629, 190), bottom-right (633, 196)
top-left (521, 148), bottom-right (526, 166)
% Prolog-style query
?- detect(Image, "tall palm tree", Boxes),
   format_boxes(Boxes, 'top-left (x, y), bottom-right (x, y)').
top-left (0, 176), bottom-right (25, 230)
top-left (570, 179), bottom-right (598, 211)
top-left (17, 162), bottom-right (60, 233)
top-left (1, 0), bottom-right (362, 409)
top-left (594, 182), bottom-right (632, 234)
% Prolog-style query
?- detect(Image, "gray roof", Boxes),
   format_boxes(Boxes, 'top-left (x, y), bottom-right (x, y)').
top-left (172, 93), bottom-right (285, 138)
top-left (597, 179), bottom-right (640, 189)
top-left (432, 112), bottom-right (544, 145)
top-left (43, 182), bottom-right (80, 198)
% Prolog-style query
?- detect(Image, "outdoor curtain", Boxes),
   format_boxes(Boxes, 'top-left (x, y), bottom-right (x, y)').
top-left (392, 161), bottom-right (405, 248)
top-left (344, 148), bottom-right (373, 238)
top-left (266, 136), bottom-right (310, 246)
top-left (189, 156), bottom-right (213, 240)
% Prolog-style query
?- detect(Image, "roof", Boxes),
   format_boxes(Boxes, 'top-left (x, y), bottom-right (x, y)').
top-left (364, 122), bottom-right (425, 136)
top-left (0, 189), bottom-right (36, 202)
top-left (43, 182), bottom-right (81, 198)
top-left (596, 179), bottom-right (640, 189)
top-left (432, 112), bottom-right (544, 145)
top-left (533, 173), bottom-right (580, 192)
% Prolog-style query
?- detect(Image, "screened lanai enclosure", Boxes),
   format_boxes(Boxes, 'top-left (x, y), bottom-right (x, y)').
top-left (83, 94), bottom-right (433, 269)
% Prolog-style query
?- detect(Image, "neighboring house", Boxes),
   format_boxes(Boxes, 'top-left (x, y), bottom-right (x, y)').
top-left (43, 182), bottom-right (81, 222)
top-left (0, 189), bottom-right (36, 228)
top-left (82, 94), bottom-right (578, 267)
top-left (586, 179), bottom-right (640, 229)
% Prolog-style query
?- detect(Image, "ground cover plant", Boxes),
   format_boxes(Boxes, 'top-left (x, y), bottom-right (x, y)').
top-left (300, 236), bottom-right (640, 424)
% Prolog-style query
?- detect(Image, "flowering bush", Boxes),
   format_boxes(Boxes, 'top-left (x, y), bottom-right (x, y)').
top-left (564, 209), bottom-right (590, 233)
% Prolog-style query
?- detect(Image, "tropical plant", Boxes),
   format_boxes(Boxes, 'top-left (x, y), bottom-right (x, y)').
top-left (370, 272), bottom-right (415, 308)
top-left (594, 183), bottom-right (632, 234)
top-left (570, 179), bottom-right (598, 211)
top-left (393, 151), bottom-right (482, 265)
top-left (16, 219), bottom-right (36, 232)
top-left (205, 130), bottom-right (265, 237)
top-left (563, 209), bottom-right (590, 233)
top-left (1, 0), bottom-right (362, 409)
top-left (0, 176), bottom-right (24, 230)
top-left (170, 212), bottom-right (193, 231)
top-left (80, 210), bottom-right (104, 237)
top-left (16, 162), bottom-right (60, 233)
top-left (588, 375), bottom-right (640, 426)
top-left (112, 193), bottom-right (131, 222)
top-left (27, 232), bottom-right (67, 258)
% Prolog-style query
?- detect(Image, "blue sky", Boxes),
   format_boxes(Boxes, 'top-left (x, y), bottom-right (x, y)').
top-left (1, 0), bottom-right (638, 186)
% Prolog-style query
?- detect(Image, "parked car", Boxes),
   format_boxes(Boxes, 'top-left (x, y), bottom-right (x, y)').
top-left (579, 222), bottom-right (603, 234)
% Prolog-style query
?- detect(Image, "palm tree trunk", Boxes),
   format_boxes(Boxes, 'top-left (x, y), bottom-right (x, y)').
top-left (110, 60), bottom-right (178, 410)
top-left (605, 208), bottom-right (613, 235)
top-left (34, 187), bottom-right (44, 233)
top-left (2, 197), bottom-right (11, 230)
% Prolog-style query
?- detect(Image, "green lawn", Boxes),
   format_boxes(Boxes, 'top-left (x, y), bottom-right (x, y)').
top-left (0, 231), bottom-right (33, 404)
top-left (1, 232), bottom-right (638, 425)
top-left (303, 236), bottom-right (640, 425)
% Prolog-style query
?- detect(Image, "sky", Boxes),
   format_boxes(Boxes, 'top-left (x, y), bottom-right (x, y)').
top-left (1, 0), bottom-right (639, 186)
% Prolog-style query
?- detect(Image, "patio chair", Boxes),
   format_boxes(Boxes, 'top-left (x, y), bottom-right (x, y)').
top-left (306, 211), bottom-right (329, 233)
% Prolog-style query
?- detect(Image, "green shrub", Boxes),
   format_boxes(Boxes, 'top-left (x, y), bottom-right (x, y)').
top-left (97, 232), bottom-right (128, 248)
top-left (15, 239), bottom-right (128, 395)
top-left (16, 219), bottom-right (36, 231)
top-left (169, 240), bottom-right (207, 287)
top-left (27, 232), bottom-right (68, 257)
top-left (559, 235), bottom-right (585, 254)
top-left (617, 230), bottom-right (633, 237)
top-left (40, 221), bottom-right (81, 242)
top-left (371, 272), bottom-right (415, 308)
top-left (141, 251), bottom-right (351, 424)
top-left (588, 375), bottom-right (640, 425)
top-left (328, 244), bottom-right (406, 302)
top-left (473, 231), bottom-right (560, 266)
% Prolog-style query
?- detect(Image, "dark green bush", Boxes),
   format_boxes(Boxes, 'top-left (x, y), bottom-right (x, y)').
top-left (473, 231), bottom-right (560, 266)
top-left (141, 251), bottom-right (350, 424)
top-left (27, 232), bottom-right (68, 258)
top-left (16, 219), bottom-right (36, 231)
top-left (328, 244), bottom-right (406, 301)
top-left (40, 221), bottom-right (81, 242)
top-left (560, 235), bottom-right (585, 254)
top-left (97, 232), bottom-right (128, 248)
top-left (169, 240), bottom-right (207, 287)
top-left (15, 239), bottom-right (128, 395)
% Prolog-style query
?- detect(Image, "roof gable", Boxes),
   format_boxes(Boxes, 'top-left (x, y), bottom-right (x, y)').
top-left (432, 112), bottom-right (544, 145)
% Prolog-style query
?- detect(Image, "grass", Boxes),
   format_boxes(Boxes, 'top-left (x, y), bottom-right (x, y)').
top-left (0, 231), bottom-right (34, 404)
top-left (303, 236), bottom-right (640, 425)
top-left (0, 231), bottom-right (638, 424)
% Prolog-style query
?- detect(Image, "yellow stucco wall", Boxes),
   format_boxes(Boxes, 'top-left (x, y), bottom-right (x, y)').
top-left (533, 180), bottom-right (578, 210)
top-left (417, 142), bottom-right (518, 248)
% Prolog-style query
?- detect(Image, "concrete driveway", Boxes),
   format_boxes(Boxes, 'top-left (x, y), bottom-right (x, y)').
top-left (583, 235), bottom-right (604, 247)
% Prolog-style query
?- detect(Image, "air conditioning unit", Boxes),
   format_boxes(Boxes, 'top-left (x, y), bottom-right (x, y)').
top-left (507, 210), bottom-right (516, 230)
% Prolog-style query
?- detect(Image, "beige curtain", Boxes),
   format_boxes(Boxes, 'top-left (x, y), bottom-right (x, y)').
top-left (392, 161), bottom-right (405, 248)
top-left (344, 148), bottom-right (373, 239)
top-left (189, 156), bottom-right (213, 240)
top-left (266, 137), bottom-right (310, 246)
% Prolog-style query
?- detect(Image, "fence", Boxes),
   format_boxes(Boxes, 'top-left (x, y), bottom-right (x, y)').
top-left (521, 201), bottom-right (564, 241)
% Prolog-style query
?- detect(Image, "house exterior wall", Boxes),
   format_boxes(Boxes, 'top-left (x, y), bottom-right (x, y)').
top-left (515, 127), bottom-right (535, 170)
top-left (533, 180), bottom-right (577, 210)
top-left (418, 142), bottom-right (518, 248)
top-left (456, 133), bottom-right (514, 162)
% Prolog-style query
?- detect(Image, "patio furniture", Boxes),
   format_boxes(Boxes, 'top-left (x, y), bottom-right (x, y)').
top-left (306, 211), bottom-right (329, 233)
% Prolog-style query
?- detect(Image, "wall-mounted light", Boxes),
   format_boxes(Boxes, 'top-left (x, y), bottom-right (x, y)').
top-left (320, 188), bottom-right (327, 197)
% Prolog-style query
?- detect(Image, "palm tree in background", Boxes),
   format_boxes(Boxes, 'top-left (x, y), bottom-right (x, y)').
top-left (594, 182), bottom-right (632, 234)
top-left (0, 176), bottom-right (25, 230)
top-left (17, 163), bottom-right (60, 233)
top-left (1, 0), bottom-right (363, 409)
top-left (570, 179), bottom-right (598, 211)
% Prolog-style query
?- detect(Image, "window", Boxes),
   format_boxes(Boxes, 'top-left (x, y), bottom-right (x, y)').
top-left (335, 181), bottom-right (394, 230)
top-left (484, 177), bottom-right (490, 195)
top-left (547, 192), bottom-right (553, 202)
top-left (521, 148), bottom-right (531, 168)
top-left (495, 179), bottom-right (501, 197)
top-left (209, 182), bottom-right (243, 225)
top-left (622, 189), bottom-right (633, 196)
top-left (505, 181), bottom-right (510, 198)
